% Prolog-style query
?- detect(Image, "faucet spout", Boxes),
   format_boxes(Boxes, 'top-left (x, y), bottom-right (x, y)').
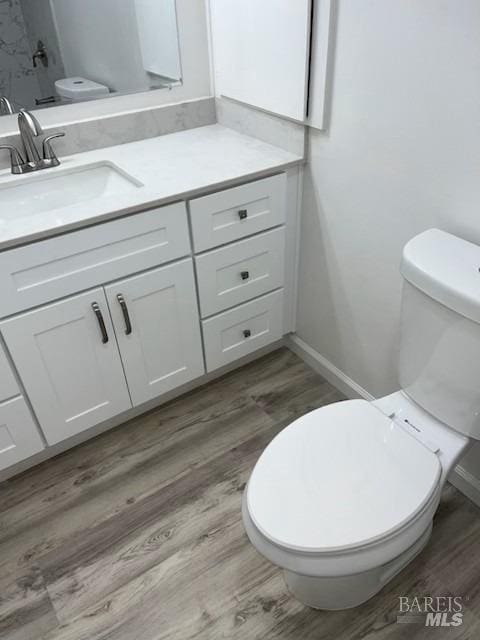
top-left (18, 110), bottom-right (43, 163)
top-left (0, 110), bottom-right (65, 174)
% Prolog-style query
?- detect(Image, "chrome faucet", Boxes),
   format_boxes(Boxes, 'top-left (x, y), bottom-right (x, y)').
top-left (0, 97), bottom-right (14, 115)
top-left (18, 110), bottom-right (43, 164)
top-left (0, 110), bottom-right (65, 174)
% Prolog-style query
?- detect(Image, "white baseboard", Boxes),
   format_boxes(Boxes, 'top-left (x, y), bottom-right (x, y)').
top-left (286, 333), bottom-right (480, 508)
top-left (286, 334), bottom-right (375, 401)
top-left (449, 465), bottom-right (480, 508)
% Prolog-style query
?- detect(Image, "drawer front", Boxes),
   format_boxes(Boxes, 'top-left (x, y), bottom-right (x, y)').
top-left (202, 290), bottom-right (284, 372)
top-left (0, 396), bottom-right (44, 472)
top-left (196, 228), bottom-right (285, 317)
top-left (0, 202), bottom-right (190, 317)
top-left (0, 343), bottom-right (19, 402)
top-left (190, 174), bottom-right (286, 252)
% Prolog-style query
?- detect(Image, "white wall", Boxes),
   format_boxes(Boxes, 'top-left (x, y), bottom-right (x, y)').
top-left (297, 1), bottom-right (480, 478)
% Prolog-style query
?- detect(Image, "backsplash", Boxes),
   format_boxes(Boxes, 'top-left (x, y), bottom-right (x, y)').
top-left (216, 97), bottom-right (306, 157)
top-left (0, 97), bottom-right (216, 170)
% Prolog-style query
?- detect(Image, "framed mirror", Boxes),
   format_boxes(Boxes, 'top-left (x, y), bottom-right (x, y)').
top-left (0, 0), bottom-right (182, 115)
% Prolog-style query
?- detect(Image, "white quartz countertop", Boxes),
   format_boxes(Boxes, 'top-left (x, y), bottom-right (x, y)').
top-left (0, 124), bottom-right (303, 250)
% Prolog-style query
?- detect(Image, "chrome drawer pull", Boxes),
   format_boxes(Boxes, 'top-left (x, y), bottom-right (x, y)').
top-left (238, 209), bottom-right (248, 220)
top-left (243, 329), bottom-right (252, 338)
top-left (92, 302), bottom-right (109, 344)
top-left (240, 271), bottom-right (250, 281)
top-left (117, 294), bottom-right (132, 335)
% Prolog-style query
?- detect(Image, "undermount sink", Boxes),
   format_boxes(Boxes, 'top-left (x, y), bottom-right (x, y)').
top-left (0, 162), bottom-right (143, 219)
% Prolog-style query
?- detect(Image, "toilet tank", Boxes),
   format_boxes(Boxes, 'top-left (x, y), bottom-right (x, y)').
top-left (398, 229), bottom-right (480, 439)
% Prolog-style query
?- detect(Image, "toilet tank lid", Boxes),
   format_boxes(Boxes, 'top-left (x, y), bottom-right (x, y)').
top-left (401, 229), bottom-right (480, 324)
top-left (55, 77), bottom-right (108, 95)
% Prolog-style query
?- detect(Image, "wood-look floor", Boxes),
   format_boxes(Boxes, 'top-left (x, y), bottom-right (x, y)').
top-left (1, 347), bottom-right (479, 640)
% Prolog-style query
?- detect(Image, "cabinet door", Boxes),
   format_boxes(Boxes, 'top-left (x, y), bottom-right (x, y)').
top-left (210, 0), bottom-right (312, 121)
top-left (0, 289), bottom-right (131, 445)
top-left (105, 259), bottom-right (205, 406)
top-left (0, 397), bottom-right (44, 472)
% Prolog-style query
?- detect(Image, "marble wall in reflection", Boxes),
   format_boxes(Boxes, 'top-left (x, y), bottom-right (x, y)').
top-left (20, 0), bottom-right (65, 101)
top-left (0, 0), bottom-right (39, 110)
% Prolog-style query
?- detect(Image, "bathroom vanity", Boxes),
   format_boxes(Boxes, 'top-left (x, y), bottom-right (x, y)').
top-left (0, 124), bottom-right (302, 477)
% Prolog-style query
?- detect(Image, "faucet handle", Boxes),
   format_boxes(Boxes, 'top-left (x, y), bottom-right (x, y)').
top-left (0, 145), bottom-right (25, 173)
top-left (42, 132), bottom-right (65, 166)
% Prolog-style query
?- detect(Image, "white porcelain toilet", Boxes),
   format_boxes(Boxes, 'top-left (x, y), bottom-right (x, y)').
top-left (243, 228), bottom-right (480, 610)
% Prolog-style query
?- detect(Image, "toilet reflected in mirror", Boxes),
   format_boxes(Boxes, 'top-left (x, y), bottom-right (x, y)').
top-left (0, 0), bottom-right (182, 114)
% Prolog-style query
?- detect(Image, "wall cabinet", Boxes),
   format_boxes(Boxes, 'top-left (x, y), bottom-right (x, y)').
top-left (209, 0), bottom-right (312, 121)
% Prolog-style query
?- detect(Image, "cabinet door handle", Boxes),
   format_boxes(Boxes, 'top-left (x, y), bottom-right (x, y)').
top-left (92, 302), bottom-right (109, 344)
top-left (238, 209), bottom-right (248, 220)
top-left (117, 294), bottom-right (132, 335)
top-left (243, 329), bottom-right (252, 338)
top-left (240, 270), bottom-right (250, 281)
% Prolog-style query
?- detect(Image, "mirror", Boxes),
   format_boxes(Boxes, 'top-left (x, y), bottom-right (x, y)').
top-left (0, 0), bottom-right (182, 115)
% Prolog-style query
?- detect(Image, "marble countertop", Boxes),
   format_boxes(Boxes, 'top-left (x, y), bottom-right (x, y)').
top-left (0, 124), bottom-right (303, 250)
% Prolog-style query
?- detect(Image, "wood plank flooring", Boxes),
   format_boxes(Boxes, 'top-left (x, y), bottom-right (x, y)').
top-left (1, 347), bottom-right (479, 639)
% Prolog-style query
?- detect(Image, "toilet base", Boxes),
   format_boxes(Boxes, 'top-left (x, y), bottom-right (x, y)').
top-left (283, 523), bottom-right (432, 610)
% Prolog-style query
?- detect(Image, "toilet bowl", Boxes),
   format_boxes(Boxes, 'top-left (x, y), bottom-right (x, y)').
top-left (243, 229), bottom-right (480, 609)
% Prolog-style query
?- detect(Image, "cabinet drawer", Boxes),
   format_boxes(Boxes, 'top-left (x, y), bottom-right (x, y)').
top-left (0, 343), bottom-right (19, 402)
top-left (0, 202), bottom-right (190, 317)
top-left (202, 290), bottom-right (284, 372)
top-left (190, 174), bottom-right (286, 252)
top-left (0, 396), bottom-right (44, 472)
top-left (196, 228), bottom-right (285, 317)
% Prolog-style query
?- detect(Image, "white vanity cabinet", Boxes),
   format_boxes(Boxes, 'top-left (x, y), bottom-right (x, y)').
top-left (1, 260), bottom-right (204, 445)
top-left (1, 288), bottom-right (132, 445)
top-left (0, 169), bottom-right (293, 474)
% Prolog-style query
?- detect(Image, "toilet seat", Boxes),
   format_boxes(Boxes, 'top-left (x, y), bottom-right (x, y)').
top-left (246, 400), bottom-right (441, 555)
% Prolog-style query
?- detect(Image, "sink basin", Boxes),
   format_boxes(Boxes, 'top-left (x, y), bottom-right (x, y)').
top-left (0, 162), bottom-right (143, 219)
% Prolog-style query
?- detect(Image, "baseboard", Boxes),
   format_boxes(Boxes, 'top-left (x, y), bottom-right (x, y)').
top-left (286, 334), bottom-right (375, 401)
top-left (449, 465), bottom-right (480, 508)
top-left (286, 333), bottom-right (480, 508)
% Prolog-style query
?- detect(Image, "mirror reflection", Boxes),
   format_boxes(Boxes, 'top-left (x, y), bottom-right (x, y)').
top-left (0, 0), bottom-right (182, 114)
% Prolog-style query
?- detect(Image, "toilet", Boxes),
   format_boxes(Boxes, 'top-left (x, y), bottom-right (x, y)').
top-left (243, 228), bottom-right (480, 610)
top-left (54, 77), bottom-right (109, 102)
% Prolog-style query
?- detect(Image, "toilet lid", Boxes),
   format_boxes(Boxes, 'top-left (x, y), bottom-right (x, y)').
top-left (247, 400), bottom-right (441, 553)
